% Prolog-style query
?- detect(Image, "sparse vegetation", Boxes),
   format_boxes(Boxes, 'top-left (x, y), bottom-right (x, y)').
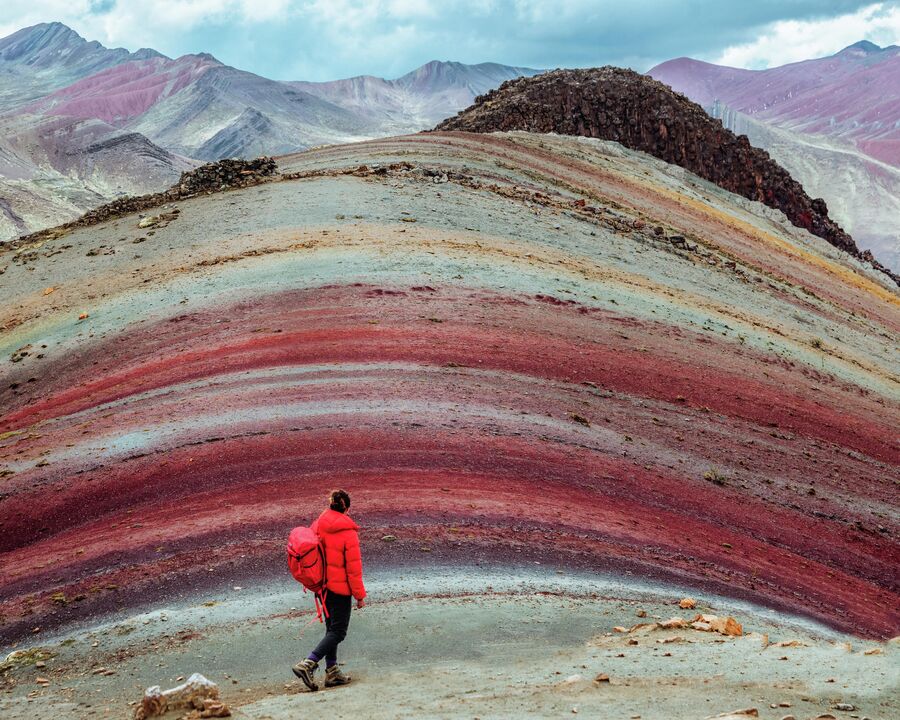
top-left (704, 468), bottom-right (727, 486)
top-left (0, 647), bottom-right (56, 673)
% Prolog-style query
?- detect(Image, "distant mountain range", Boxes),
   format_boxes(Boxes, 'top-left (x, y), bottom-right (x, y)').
top-left (0, 22), bottom-right (540, 241)
top-left (2, 23), bottom-right (898, 271)
top-left (650, 41), bottom-right (900, 271)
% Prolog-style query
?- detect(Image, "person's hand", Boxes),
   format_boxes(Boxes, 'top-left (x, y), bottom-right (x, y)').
top-left (356, 598), bottom-right (366, 609)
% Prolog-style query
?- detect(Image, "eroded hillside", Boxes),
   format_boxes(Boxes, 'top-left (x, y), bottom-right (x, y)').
top-left (0, 132), bottom-right (897, 719)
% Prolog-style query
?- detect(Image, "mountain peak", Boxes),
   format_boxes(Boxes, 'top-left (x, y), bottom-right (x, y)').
top-left (839, 40), bottom-right (882, 54)
top-left (0, 21), bottom-right (86, 59)
top-left (27, 21), bottom-right (82, 39)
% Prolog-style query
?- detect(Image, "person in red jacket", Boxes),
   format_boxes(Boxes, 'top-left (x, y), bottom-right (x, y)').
top-left (292, 489), bottom-right (366, 690)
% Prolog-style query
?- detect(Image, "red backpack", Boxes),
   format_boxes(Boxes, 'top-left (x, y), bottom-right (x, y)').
top-left (286, 525), bottom-right (329, 620)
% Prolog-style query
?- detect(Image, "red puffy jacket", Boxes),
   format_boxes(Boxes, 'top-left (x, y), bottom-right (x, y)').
top-left (312, 508), bottom-right (366, 600)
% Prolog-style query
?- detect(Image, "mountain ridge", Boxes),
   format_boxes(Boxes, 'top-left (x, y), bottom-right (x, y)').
top-left (649, 41), bottom-right (900, 271)
top-left (0, 22), bottom-right (541, 241)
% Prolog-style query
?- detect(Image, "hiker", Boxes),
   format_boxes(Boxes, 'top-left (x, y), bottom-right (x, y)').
top-left (292, 490), bottom-right (367, 690)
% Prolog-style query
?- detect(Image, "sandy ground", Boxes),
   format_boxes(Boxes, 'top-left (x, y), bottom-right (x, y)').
top-left (2, 568), bottom-right (897, 720)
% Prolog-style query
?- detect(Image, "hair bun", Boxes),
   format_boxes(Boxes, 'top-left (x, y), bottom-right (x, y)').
top-left (329, 489), bottom-right (351, 512)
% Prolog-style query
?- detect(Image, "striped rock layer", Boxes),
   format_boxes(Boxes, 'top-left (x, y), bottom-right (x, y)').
top-left (0, 131), bottom-right (897, 644)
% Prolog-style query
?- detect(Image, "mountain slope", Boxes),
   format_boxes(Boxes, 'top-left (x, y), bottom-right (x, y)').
top-left (708, 102), bottom-right (900, 273)
top-left (0, 21), bottom-right (162, 110)
top-left (649, 43), bottom-right (900, 270)
top-left (650, 42), bottom-right (900, 164)
top-left (0, 133), bottom-right (896, 718)
top-left (1, 23), bottom-right (540, 157)
top-left (0, 113), bottom-right (193, 240)
top-left (0, 23), bottom-right (538, 242)
top-left (435, 67), bottom-right (890, 279)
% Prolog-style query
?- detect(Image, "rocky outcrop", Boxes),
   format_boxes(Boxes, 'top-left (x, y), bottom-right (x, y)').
top-left (435, 68), bottom-right (891, 278)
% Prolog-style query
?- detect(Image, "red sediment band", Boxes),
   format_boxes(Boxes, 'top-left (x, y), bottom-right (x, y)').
top-left (0, 285), bottom-right (897, 639)
top-left (1, 286), bottom-right (895, 463)
top-left (1, 429), bottom-right (897, 637)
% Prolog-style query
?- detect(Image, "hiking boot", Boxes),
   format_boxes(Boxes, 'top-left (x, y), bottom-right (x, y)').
top-left (292, 658), bottom-right (319, 691)
top-left (324, 665), bottom-right (352, 687)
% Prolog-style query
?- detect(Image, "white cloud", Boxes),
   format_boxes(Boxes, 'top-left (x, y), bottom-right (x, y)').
top-left (0, 0), bottom-right (293, 52)
top-left (2, 1), bottom-right (896, 79)
top-left (713, 1), bottom-right (900, 69)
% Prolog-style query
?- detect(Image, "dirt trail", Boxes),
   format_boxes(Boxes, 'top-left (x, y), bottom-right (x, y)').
top-left (2, 570), bottom-right (897, 720)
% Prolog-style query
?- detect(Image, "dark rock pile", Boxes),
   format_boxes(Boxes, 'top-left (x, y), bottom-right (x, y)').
top-left (435, 68), bottom-right (896, 282)
top-left (8, 157), bottom-right (278, 250)
top-left (175, 156), bottom-right (278, 195)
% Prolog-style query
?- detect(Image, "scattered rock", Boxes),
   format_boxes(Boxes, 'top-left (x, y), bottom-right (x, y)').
top-left (593, 673), bottom-right (610, 684)
top-left (10, 344), bottom-right (32, 363)
top-left (832, 704), bottom-right (855, 711)
top-left (679, 597), bottom-right (697, 609)
top-left (657, 635), bottom-right (684, 644)
top-left (692, 614), bottom-right (742, 636)
top-left (138, 216), bottom-right (160, 229)
top-left (134, 673), bottom-right (226, 720)
top-left (658, 617), bottom-right (688, 630)
top-left (705, 710), bottom-right (758, 719)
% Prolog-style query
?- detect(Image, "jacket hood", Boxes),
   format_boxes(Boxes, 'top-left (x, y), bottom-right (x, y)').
top-left (316, 508), bottom-right (359, 534)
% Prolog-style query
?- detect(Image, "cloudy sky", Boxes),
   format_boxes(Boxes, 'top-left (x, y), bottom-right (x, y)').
top-left (2, 0), bottom-right (899, 80)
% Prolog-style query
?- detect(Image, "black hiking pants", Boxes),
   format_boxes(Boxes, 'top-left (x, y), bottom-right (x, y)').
top-left (311, 591), bottom-right (352, 666)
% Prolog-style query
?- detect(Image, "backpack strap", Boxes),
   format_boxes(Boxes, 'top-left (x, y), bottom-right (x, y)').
top-left (314, 588), bottom-right (329, 622)
top-left (315, 540), bottom-right (329, 622)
